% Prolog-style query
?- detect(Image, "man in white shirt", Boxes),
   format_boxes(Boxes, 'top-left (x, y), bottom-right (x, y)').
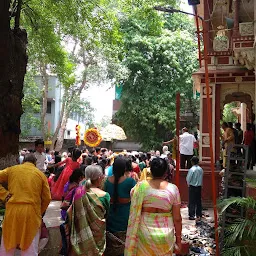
top-left (34, 139), bottom-right (48, 173)
top-left (163, 127), bottom-right (196, 169)
top-left (179, 127), bottom-right (196, 169)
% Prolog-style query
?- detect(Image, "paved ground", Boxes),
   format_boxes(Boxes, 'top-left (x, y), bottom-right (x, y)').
top-left (39, 201), bottom-right (63, 256)
top-left (43, 200), bottom-right (63, 228)
top-left (7, 200), bottom-right (215, 255)
top-left (42, 201), bottom-right (215, 234)
top-left (39, 201), bottom-right (215, 255)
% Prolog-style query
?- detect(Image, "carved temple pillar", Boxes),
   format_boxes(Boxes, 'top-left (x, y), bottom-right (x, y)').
top-left (199, 82), bottom-right (215, 162)
top-left (215, 84), bottom-right (221, 163)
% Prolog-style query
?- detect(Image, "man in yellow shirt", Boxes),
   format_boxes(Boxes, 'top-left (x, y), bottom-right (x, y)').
top-left (0, 153), bottom-right (51, 255)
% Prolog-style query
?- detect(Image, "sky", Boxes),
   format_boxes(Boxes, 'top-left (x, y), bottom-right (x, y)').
top-left (181, 0), bottom-right (193, 13)
top-left (85, 82), bottom-right (114, 123)
top-left (87, 1), bottom-right (193, 123)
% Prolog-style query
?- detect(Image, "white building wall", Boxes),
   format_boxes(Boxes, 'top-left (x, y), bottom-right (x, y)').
top-left (65, 119), bottom-right (86, 140)
top-left (25, 75), bottom-right (87, 140)
top-left (29, 75), bottom-right (62, 137)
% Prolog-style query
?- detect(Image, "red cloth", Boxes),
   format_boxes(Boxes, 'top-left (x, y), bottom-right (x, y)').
top-left (193, 141), bottom-right (199, 149)
top-left (132, 164), bottom-right (140, 174)
top-left (48, 174), bottom-right (55, 187)
top-left (244, 130), bottom-right (254, 146)
top-left (51, 158), bottom-right (80, 200)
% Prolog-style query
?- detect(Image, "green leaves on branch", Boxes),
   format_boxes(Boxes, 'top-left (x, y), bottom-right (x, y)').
top-left (116, 8), bottom-right (198, 150)
top-left (218, 197), bottom-right (256, 256)
top-left (20, 0), bottom-right (125, 139)
top-left (21, 70), bottom-right (41, 137)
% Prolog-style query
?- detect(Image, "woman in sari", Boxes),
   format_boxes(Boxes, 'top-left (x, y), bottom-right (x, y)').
top-left (60, 168), bottom-right (84, 220)
top-left (104, 156), bottom-right (136, 255)
top-left (68, 165), bottom-right (110, 256)
top-left (125, 157), bottom-right (182, 256)
top-left (51, 149), bottom-right (82, 200)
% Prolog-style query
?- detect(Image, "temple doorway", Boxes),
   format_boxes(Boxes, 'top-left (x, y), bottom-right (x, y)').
top-left (221, 92), bottom-right (255, 130)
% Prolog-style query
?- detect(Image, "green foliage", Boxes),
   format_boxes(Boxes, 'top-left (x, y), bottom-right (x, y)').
top-left (223, 102), bottom-right (238, 123)
top-left (218, 197), bottom-right (256, 256)
top-left (21, 0), bottom-right (76, 87)
top-left (20, 70), bottom-right (41, 137)
top-left (164, 12), bottom-right (195, 33)
top-left (69, 97), bottom-right (95, 127)
top-left (116, 6), bottom-right (198, 150)
top-left (18, 0), bottom-right (197, 149)
top-left (96, 115), bottom-right (112, 129)
top-left (19, 0), bottom-right (124, 139)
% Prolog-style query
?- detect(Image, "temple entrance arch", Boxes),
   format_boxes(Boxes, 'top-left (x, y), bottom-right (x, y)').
top-left (220, 83), bottom-right (255, 122)
top-left (221, 92), bottom-right (254, 124)
top-left (212, 83), bottom-right (256, 163)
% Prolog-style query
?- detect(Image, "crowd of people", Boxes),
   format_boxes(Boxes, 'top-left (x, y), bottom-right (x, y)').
top-left (221, 122), bottom-right (255, 169)
top-left (0, 121), bottom-right (253, 255)
top-left (0, 139), bottom-right (190, 256)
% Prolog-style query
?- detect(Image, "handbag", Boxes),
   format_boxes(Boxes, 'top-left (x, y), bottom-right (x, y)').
top-left (60, 200), bottom-right (70, 210)
top-left (40, 221), bottom-right (49, 239)
top-left (104, 231), bottom-right (126, 256)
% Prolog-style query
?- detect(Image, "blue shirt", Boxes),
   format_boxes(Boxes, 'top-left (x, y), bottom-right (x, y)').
top-left (186, 165), bottom-right (203, 187)
top-left (105, 166), bottom-right (113, 176)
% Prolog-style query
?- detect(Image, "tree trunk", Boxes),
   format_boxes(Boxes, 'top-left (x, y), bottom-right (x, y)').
top-left (40, 64), bottom-right (49, 140)
top-left (50, 88), bottom-right (67, 150)
top-left (54, 112), bottom-right (69, 151)
top-left (0, 0), bottom-right (27, 168)
top-left (51, 78), bottom-right (87, 151)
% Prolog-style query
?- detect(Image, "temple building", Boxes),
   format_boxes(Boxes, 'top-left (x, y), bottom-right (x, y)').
top-left (192, 0), bottom-right (255, 164)
top-left (178, 0), bottom-right (255, 204)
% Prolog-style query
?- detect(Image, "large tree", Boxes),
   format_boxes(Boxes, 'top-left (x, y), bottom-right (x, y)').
top-left (0, 0), bottom-right (27, 168)
top-left (19, 0), bottom-right (125, 151)
top-left (116, 5), bottom-right (198, 150)
top-left (0, 0), bottom-right (123, 167)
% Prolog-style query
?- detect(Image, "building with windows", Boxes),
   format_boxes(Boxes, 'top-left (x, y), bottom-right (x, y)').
top-left (27, 75), bottom-right (63, 137)
top-left (21, 75), bottom-right (83, 142)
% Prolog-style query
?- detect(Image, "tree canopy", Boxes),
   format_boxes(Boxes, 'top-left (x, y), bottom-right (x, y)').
top-left (4, 0), bottom-right (199, 153)
top-left (116, 4), bottom-right (198, 150)
top-left (19, 0), bottom-right (123, 148)
top-left (222, 102), bottom-right (238, 123)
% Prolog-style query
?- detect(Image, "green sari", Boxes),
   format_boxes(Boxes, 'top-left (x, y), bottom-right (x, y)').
top-left (68, 185), bottom-right (108, 255)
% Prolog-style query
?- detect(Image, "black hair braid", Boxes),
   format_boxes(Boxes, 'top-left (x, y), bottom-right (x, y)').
top-left (113, 172), bottom-right (122, 211)
top-left (112, 157), bottom-right (126, 211)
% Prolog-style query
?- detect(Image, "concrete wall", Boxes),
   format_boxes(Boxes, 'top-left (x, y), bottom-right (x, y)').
top-left (30, 76), bottom-right (62, 136)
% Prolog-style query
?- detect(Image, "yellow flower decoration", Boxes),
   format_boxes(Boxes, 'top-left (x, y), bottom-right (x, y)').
top-left (84, 128), bottom-right (102, 147)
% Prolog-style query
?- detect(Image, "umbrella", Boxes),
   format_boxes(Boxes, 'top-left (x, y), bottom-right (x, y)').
top-left (100, 124), bottom-right (127, 141)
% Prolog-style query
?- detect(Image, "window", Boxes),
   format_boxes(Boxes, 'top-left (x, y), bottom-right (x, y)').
top-left (47, 101), bottom-right (51, 114)
top-left (67, 130), bottom-right (71, 136)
